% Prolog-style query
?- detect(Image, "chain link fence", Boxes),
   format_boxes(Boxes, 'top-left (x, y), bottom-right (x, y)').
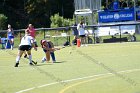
top-left (0, 22), bottom-right (140, 49)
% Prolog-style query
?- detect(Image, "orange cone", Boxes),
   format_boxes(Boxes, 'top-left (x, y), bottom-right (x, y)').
top-left (77, 39), bottom-right (81, 47)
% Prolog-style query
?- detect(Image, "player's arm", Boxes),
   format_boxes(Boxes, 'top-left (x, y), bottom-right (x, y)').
top-left (42, 43), bottom-right (54, 51)
top-left (77, 24), bottom-right (80, 30)
top-left (44, 41), bottom-right (60, 51)
top-left (53, 47), bottom-right (60, 51)
top-left (31, 39), bottom-right (37, 51)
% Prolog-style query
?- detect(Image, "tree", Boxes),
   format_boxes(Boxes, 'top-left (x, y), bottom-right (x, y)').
top-left (0, 14), bottom-right (7, 30)
top-left (0, 0), bottom-right (75, 28)
top-left (61, 0), bottom-right (74, 18)
top-left (50, 13), bottom-right (74, 28)
top-left (0, 0), bottom-right (28, 29)
top-left (50, 13), bottom-right (63, 28)
top-left (25, 0), bottom-right (51, 28)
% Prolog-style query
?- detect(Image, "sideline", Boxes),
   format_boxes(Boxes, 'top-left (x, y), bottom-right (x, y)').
top-left (16, 68), bottom-right (140, 93)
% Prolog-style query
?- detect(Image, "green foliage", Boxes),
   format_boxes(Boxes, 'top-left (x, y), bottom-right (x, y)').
top-left (64, 18), bottom-right (75, 26)
top-left (0, 14), bottom-right (7, 30)
top-left (94, 13), bottom-right (98, 23)
top-left (0, 0), bottom-right (74, 28)
top-left (25, 0), bottom-right (51, 28)
top-left (50, 14), bottom-right (63, 27)
top-left (50, 13), bottom-right (74, 28)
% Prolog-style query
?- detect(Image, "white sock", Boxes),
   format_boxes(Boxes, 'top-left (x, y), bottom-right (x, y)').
top-left (16, 56), bottom-right (20, 63)
top-left (11, 45), bottom-right (13, 49)
top-left (29, 55), bottom-right (32, 63)
top-left (42, 56), bottom-right (46, 60)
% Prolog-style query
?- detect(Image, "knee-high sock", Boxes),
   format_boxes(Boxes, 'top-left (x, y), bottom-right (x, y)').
top-left (42, 56), bottom-right (47, 61)
top-left (29, 55), bottom-right (32, 63)
top-left (16, 56), bottom-right (20, 63)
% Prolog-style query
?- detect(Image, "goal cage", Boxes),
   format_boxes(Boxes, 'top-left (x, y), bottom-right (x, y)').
top-left (74, 0), bottom-right (102, 24)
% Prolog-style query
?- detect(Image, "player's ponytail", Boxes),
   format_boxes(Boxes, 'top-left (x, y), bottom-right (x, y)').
top-left (40, 39), bottom-right (46, 48)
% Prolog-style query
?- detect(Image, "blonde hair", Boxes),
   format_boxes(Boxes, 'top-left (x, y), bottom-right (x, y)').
top-left (8, 24), bottom-right (11, 28)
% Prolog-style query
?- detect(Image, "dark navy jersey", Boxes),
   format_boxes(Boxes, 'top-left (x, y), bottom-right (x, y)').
top-left (43, 42), bottom-right (52, 53)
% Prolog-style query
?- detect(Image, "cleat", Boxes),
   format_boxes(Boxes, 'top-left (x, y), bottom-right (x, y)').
top-left (24, 54), bottom-right (27, 58)
top-left (41, 57), bottom-right (46, 63)
top-left (29, 62), bottom-right (34, 66)
top-left (14, 63), bottom-right (19, 67)
top-left (42, 60), bottom-right (46, 63)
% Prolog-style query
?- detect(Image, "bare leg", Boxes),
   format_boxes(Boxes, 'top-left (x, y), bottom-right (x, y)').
top-left (15, 50), bottom-right (24, 67)
top-left (81, 37), bottom-right (84, 45)
top-left (9, 39), bottom-right (14, 50)
top-left (83, 37), bottom-right (86, 45)
top-left (46, 51), bottom-right (50, 62)
top-left (16, 50), bottom-right (24, 63)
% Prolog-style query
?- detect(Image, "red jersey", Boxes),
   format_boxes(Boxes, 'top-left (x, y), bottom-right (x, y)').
top-left (29, 28), bottom-right (36, 38)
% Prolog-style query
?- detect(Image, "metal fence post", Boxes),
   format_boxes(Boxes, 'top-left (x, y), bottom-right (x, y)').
top-left (43, 28), bottom-right (45, 39)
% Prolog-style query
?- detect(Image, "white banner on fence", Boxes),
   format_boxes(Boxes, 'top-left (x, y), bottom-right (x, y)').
top-left (96, 25), bottom-right (136, 36)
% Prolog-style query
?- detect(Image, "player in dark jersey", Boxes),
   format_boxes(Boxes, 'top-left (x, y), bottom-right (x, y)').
top-left (40, 40), bottom-right (60, 63)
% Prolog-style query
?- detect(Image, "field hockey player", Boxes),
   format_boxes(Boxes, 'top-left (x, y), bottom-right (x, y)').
top-left (15, 29), bottom-right (37, 67)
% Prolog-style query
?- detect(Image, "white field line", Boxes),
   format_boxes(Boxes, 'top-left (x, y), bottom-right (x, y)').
top-left (15, 68), bottom-right (140, 93)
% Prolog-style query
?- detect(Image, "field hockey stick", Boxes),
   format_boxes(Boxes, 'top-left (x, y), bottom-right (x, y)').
top-left (24, 56), bottom-right (37, 65)
top-left (54, 46), bottom-right (65, 50)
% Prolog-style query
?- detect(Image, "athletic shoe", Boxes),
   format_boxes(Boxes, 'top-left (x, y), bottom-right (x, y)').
top-left (24, 54), bottom-right (27, 58)
top-left (62, 46), bottom-right (65, 48)
top-left (42, 57), bottom-right (46, 63)
top-left (14, 63), bottom-right (19, 67)
top-left (52, 60), bottom-right (56, 63)
top-left (42, 59), bottom-right (46, 63)
top-left (29, 62), bottom-right (34, 66)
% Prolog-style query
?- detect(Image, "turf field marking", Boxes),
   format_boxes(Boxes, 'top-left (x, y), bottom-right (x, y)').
top-left (59, 69), bottom-right (140, 93)
top-left (15, 68), bottom-right (140, 93)
top-left (59, 75), bottom-right (110, 93)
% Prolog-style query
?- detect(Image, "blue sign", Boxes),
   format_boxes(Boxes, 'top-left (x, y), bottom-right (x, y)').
top-left (98, 10), bottom-right (135, 23)
top-left (137, 11), bottom-right (140, 20)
